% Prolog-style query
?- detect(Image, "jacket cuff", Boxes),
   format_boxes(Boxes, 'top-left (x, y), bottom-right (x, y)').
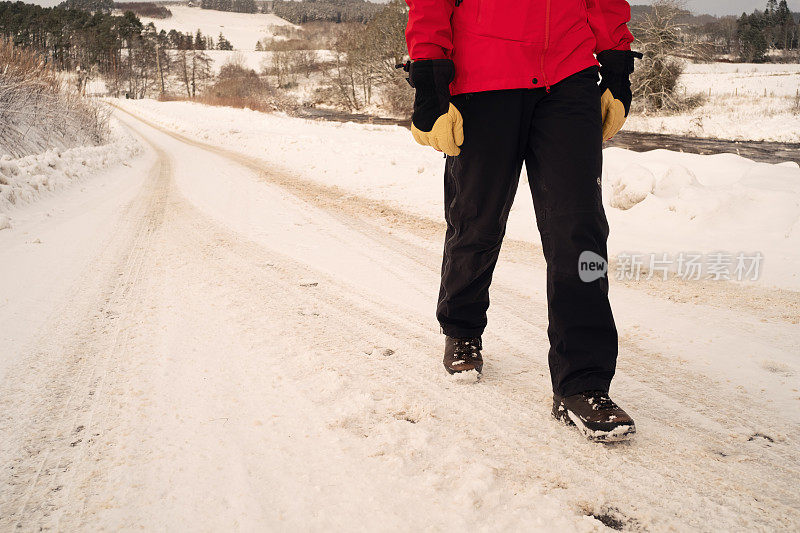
top-left (597, 50), bottom-right (643, 75)
top-left (595, 42), bottom-right (632, 55)
top-left (411, 43), bottom-right (448, 61)
top-left (409, 59), bottom-right (455, 91)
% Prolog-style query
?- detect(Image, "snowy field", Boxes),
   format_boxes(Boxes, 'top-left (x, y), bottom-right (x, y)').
top-left (111, 99), bottom-right (800, 291)
top-left (1, 99), bottom-right (798, 531)
top-left (139, 6), bottom-right (295, 50)
top-left (626, 62), bottom-right (800, 142)
top-left (681, 62), bottom-right (800, 97)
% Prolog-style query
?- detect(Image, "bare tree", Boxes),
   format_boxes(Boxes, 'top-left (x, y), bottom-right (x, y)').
top-left (325, 0), bottom-right (409, 112)
top-left (271, 50), bottom-right (295, 87)
top-left (630, 0), bottom-right (700, 111)
top-left (190, 50), bottom-right (213, 97)
top-left (327, 29), bottom-right (374, 110)
top-left (293, 50), bottom-right (319, 78)
top-left (176, 49), bottom-right (213, 98)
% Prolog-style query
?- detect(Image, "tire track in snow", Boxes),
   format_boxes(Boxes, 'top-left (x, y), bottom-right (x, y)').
top-left (0, 137), bottom-right (170, 530)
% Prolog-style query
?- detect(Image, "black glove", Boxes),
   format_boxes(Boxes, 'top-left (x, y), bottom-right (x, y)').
top-left (596, 50), bottom-right (643, 141)
top-left (408, 59), bottom-right (455, 130)
top-left (404, 59), bottom-right (463, 156)
top-left (597, 50), bottom-right (643, 116)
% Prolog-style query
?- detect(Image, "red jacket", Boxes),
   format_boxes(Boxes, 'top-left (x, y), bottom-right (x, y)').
top-left (405, 0), bottom-right (634, 95)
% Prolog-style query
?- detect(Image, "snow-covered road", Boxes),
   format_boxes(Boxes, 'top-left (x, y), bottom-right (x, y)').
top-left (1, 108), bottom-right (798, 531)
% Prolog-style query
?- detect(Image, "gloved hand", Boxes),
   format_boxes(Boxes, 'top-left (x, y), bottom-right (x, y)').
top-left (597, 50), bottom-right (643, 141)
top-left (407, 59), bottom-right (464, 157)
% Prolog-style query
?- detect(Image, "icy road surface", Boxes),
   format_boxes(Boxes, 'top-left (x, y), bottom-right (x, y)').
top-left (0, 107), bottom-right (798, 531)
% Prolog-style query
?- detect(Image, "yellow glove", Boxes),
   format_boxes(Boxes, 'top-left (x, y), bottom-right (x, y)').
top-left (411, 103), bottom-right (464, 157)
top-left (600, 88), bottom-right (627, 142)
top-left (405, 59), bottom-right (464, 157)
top-left (597, 50), bottom-right (643, 141)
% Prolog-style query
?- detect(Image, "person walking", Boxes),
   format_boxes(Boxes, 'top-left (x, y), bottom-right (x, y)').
top-left (403, 0), bottom-right (642, 441)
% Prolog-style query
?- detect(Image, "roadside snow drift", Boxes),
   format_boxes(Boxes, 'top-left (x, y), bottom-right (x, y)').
top-left (0, 121), bottom-right (142, 217)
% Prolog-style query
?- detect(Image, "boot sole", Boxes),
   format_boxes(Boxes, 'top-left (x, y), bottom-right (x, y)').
top-left (444, 363), bottom-right (483, 375)
top-left (553, 406), bottom-right (636, 443)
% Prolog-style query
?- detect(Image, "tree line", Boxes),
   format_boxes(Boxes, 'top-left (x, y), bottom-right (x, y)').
top-left (734, 0), bottom-right (798, 61)
top-left (0, 1), bottom-right (236, 98)
top-left (114, 2), bottom-right (172, 19)
top-left (272, 0), bottom-right (382, 24)
top-left (201, 0), bottom-right (257, 15)
top-left (692, 0), bottom-right (798, 61)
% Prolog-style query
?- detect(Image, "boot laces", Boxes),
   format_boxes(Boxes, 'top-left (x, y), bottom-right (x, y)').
top-left (585, 391), bottom-right (616, 410)
top-left (453, 337), bottom-right (481, 357)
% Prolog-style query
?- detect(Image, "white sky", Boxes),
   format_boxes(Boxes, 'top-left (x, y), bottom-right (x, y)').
top-left (23, 0), bottom-right (800, 17)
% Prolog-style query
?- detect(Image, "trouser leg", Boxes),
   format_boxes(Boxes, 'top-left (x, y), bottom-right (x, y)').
top-left (525, 67), bottom-right (619, 397)
top-left (437, 90), bottom-right (529, 338)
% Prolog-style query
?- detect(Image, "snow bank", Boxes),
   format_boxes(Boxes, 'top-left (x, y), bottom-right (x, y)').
top-left (602, 149), bottom-right (800, 287)
top-left (0, 119), bottom-right (142, 216)
top-left (114, 99), bottom-right (800, 289)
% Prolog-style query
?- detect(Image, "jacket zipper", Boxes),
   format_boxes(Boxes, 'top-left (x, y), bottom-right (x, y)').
top-left (540, 0), bottom-right (552, 92)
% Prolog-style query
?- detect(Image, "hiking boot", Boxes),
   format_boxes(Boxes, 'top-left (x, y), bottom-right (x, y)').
top-left (443, 336), bottom-right (483, 375)
top-left (553, 390), bottom-right (636, 442)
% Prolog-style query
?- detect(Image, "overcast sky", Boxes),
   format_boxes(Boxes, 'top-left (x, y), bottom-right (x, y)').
top-left (24, 1), bottom-right (800, 17)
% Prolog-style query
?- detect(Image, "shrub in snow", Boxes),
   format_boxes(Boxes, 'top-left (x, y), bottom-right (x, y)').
top-left (0, 39), bottom-right (110, 159)
top-left (0, 213), bottom-right (10, 230)
top-left (630, 0), bottom-right (704, 112)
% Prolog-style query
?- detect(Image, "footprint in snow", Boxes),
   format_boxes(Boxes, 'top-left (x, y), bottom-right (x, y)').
top-left (364, 347), bottom-right (395, 357)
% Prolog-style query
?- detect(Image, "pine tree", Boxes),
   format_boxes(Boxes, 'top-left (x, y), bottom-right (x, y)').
top-left (195, 29), bottom-right (206, 50)
top-left (775, 0), bottom-right (796, 50)
top-left (217, 33), bottom-right (233, 51)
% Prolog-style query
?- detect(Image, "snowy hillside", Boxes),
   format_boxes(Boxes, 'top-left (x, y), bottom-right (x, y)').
top-left (139, 6), bottom-right (296, 50)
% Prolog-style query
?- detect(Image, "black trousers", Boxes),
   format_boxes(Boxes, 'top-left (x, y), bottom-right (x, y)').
top-left (437, 66), bottom-right (618, 397)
